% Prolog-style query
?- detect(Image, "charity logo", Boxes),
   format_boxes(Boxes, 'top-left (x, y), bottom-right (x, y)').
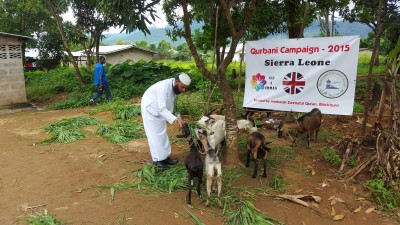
top-left (250, 73), bottom-right (267, 91)
top-left (317, 70), bottom-right (348, 98)
top-left (282, 72), bottom-right (306, 95)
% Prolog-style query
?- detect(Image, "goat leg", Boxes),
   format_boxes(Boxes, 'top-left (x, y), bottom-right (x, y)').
top-left (205, 177), bottom-right (212, 207)
top-left (186, 178), bottom-right (193, 204)
top-left (217, 176), bottom-right (222, 208)
top-left (287, 133), bottom-right (296, 146)
top-left (315, 129), bottom-right (319, 143)
top-left (246, 146), bottom-right (251, 167)
top-left (252, 158), bottom-right (258, 178)
top-left (262, 158), bottom-right (267, 178)
top-left (197, 171), bottom-right (203, 197)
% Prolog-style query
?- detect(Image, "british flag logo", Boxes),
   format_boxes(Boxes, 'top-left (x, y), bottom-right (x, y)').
top-left (282, 72), bottom-right (306, 95)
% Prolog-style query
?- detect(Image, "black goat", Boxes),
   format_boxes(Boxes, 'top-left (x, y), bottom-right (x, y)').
top-left (176, 124), bottom-right (203, 205)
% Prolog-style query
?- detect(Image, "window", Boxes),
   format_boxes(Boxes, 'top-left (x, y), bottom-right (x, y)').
top-left (0, 44), bottom-right (22, 59)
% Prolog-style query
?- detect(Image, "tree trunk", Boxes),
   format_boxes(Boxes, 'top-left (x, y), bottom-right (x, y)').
top-left (331, 7), bottom-right (335, 36)
top-left (361, 0), bottom-right (383, 136)
top-left (324, 9), bottom-right (330, 37)
top-left (238, 41), bottom-right (245, 93)
top-left (218, 66), bottom-right (240, 166)
top-left (46, 1), bottom-right (84, 86)
top-left (285, 0), bottom-right (302, 38)
top-left (376, 85), bottom-right (387, 122)
top-left (300, 1), bottom-right (310, 38)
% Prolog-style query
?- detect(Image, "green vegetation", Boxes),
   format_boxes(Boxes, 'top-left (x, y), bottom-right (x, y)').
top-left (44, 116), bottom-right (103, 132)
top-left (366, 169), bottom-right (400, 210)
top-left (357, 53), bottom-right (386, 75)
top-left (40, 116), bottom-right (104, 144)
top-left (27, 213), bottom-right (66, 225)
top-left (269, 174), bottom-right (286, 191)
top-left (97, 165), bottom-right (187, 195)
top-left (224, 200), bottom-right (282, 225)
top-left (318, 147), bottom-right (342, 167)
top-left (317, 129), bottom-right (343, 143)
top-left (112, 105), bottom-right (141, 120)
top-left (353, 101), bottom-right (365, 113)
top-left (96, 121), bottom-right (145, 144)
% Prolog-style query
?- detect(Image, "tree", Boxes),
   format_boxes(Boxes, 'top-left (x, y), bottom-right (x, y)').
top-left (98, 0), bottom-right (161, 34)
top-left (163, 0), bottom-right (261, 166)
top-left (0, 0), bottom-right (52, 63)
top-left (35, 24), bottom-right (65, 70)
top-left (172, 43), bottom-right (191, 61)
top-left (135, 40), bottom-right (148, 48)
top-left (42, 0), bottom-right (84, 85)
top-left (340, 0), bottom-right (399, 64)
top-left (149, 43), bottom-right (157, 51)
top-left (116, 39), bottom-right (130, 45)
top-left (158, 40), bottom-right (171, 56)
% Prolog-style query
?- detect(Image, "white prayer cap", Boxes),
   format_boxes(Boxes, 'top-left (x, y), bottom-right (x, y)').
top-left (179, 73), bottom-right (191, 86)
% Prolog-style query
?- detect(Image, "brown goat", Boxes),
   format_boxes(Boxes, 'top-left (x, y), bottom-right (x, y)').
top-left (278, 108), bottom-right (322, 147)
top-left (246, 132), bottom-right (271, 178)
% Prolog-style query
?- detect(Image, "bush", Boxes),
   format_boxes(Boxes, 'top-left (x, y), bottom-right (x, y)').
top-left (318, 147), bottom-right (342, 166)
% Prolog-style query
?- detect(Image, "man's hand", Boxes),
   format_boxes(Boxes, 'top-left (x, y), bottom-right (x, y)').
top-left (175, 118), bottom-right (185, 128)
top-left (99, 84), bottom-right (103, 90)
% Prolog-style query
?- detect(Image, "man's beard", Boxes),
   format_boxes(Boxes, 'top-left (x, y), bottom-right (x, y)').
top-left (173, 84), bottom-right (181, 95)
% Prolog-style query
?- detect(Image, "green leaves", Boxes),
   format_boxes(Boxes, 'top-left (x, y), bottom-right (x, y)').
top-left (96, 120), bottom-right (145, 144)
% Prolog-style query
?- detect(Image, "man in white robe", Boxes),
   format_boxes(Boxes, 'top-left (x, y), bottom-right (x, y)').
top-left (141, 73), bottom-right (191, 169)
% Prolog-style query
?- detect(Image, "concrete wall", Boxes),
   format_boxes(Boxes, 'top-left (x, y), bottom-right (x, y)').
top-left (105, 48), bottom-right (156, 65)
top-left (0, 35), bottom-right (27, 105)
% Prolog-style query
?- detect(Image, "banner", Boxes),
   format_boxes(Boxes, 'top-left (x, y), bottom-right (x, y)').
top-left (243, 36), bottom-right (360, 115)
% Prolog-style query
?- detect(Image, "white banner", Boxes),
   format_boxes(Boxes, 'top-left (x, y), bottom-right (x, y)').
top-left (243, 36), bottom-right (360, 115)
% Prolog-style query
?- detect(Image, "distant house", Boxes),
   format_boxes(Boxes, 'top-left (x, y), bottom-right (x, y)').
top-left (0, 32), bottom-right (31, 106)
top-left (220, 43), bottom-right (245, 62)
top-left (72, 45), bottom-right (159, 65)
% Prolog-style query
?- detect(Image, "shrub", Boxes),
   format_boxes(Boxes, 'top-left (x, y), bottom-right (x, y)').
top-left (318, 147), bottom-right (342, 166)
top-left (366, 169), bottom-right (400, 210)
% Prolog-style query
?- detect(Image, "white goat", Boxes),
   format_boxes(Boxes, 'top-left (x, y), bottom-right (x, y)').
top-left (196, 129), bottom-right (222, 207)
top-left (197, 115), bottom-right (258, 152)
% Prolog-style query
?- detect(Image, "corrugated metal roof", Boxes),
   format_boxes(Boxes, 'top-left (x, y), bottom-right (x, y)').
top-left (0, 32), bottom-right (32, 40)
top-left (72, 45), bottom-right (158, 56)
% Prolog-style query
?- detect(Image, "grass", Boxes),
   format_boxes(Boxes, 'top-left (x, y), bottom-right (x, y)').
top-left (269, 174), bottom-right (286, 191)
top-left (353, 101), bottom-right (365, 113)
top-left (41, 128), bottom-right (86, 144)
top-left (86, 98), bottom-right (127, 115)
top-left (26, 213), bottom-right (66, 225)
top-left (366, 169), bottom-right (400, 210)
top-left (112, 105), bottom-right (141, 120)
top-left (224, 200), bottom-right (283, 225)
top-left (318, 147), bottom-right (342, 167)
top-left (44, 116), bottom-right (104, 132)
top-left (357, 52), bottom-right (386, 75)
top-left (40, 116), bottom-right (104, 144)
top-left (96, 120), bottom-right (145, 144)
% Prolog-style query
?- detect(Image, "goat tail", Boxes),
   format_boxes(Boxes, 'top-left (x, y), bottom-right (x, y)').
top-left (261, 139), bottom-right (272, 152)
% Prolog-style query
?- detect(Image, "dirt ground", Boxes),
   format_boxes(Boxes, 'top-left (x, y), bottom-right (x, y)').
top-left (0, 106), bottom-right (398, 225)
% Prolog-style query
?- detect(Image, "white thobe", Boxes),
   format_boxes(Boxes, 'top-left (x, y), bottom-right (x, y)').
top-left (141, 78), bottom-right (178, 162)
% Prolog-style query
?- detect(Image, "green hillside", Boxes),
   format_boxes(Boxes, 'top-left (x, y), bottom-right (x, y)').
top-left (102, 20), bottom-right (372, 46)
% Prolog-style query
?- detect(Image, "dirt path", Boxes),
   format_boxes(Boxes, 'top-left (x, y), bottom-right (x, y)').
top-left (0, 107), bottom-right (397, 224)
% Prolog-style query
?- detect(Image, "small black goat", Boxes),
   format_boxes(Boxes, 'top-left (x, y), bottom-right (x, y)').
top-left (246, 132), bottom-right (271, 178)
top-left (278, 108), bottom-right (322, 147)
top-left (176, 124), bottom-right (203, 205)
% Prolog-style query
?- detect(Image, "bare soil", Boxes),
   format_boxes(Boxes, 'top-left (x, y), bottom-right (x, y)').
top-left (0, 106), bottom-right (398, 225)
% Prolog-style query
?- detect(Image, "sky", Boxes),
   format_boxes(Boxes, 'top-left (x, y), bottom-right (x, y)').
top-left (61, 2), bottom-right (168, 34)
